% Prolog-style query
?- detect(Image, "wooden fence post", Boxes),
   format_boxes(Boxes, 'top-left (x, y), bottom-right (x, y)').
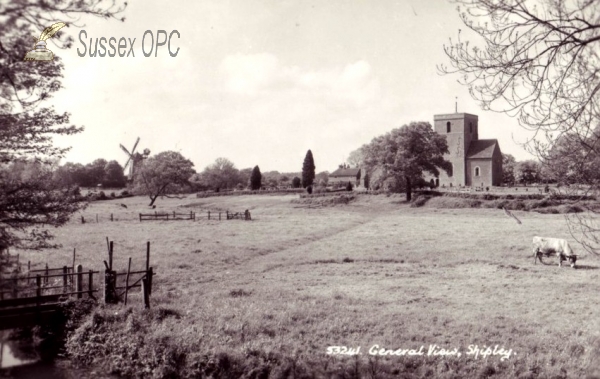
top-left (63, 266), bottom-right (68, 293)
top-left (109, 241), bottom-right (113, 271)
top-left (44, 263), bottom-right (49, 284)
top-left (36, 275), bottom-right (41, 304)
top-left (139, 213), bottom-right (142, 222)
top-left (219, 212), bottom-right (221, 221)
top-left (81, 216), bottom-right (85, 224)
top-left (141, 278), bottom-right (150, 309)
top-left (124, 257), bottom-right (132, 305)
top-left (208, 211), bottom-right (211, 220)
top-left (96, 214), bottom-right (98, 223)
top-left (76, 265), bottom-right (83, 298)
top-left (88, 270), bottom-right (93, 298)
top-left (147, 267), bottom-right (153, 296)
top-left (111, 213), bottom-right (113, 222)
top-left (146, 242), bottom-right (150, 272)
top-left (104, 269), bottom-right (117, 304)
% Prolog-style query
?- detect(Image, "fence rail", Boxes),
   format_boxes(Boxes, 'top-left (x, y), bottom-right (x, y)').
top-left (139, 211), bottom-right (196, 221)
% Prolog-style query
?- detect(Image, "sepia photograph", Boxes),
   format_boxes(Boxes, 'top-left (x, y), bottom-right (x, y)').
top-left (1, 0), bottom-right (599, 378)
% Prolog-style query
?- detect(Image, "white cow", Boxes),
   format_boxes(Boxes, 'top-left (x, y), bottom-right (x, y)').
top-left (532, 236), bottom-right (577, 268)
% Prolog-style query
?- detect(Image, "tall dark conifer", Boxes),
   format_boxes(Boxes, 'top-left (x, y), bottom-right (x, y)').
top-left (250, 165), bottom-right (262, 190)
top-left (302, 150), bottom-right (316, 188)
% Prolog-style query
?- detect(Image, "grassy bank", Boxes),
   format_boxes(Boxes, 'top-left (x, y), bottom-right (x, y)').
top-left (14, 194), bottom-right (600, 378)
top-left (411, 191), bottom-right (597, 214)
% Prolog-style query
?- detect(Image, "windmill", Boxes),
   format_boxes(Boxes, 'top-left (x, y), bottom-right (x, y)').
top-left (120, 137), bottom-right (140, 181)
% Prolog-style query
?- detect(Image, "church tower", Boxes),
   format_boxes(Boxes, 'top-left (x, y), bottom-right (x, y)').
top-left (432, 113), bottom-right (479, 187)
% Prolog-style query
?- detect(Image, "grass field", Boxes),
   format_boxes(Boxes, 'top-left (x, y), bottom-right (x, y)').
top-left (14, 193), bottom-right (600, 378)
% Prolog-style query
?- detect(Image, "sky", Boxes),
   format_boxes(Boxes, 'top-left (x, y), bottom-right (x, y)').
top-left (50, 0), bottom-right (537, 174)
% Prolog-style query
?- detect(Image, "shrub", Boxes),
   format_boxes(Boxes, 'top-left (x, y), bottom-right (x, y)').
top-left (110, 192), bottom-right (116, 198)
top-left (292, 177), bottom-right (301, 188)
top-left (306, 186), bottom-right (313, 195)
top-left (411, 195), bottom-right (429, 208)
top-left (346, 181), bottom-right (353, 191)
top-left (558, 204), bottom-right (585, 213)
top-left (120, 190), bottom-right (130, 196)
top-left (70, 186), bottom-right (81, 196)
top-left (98, 191), bottom-right (107, 200)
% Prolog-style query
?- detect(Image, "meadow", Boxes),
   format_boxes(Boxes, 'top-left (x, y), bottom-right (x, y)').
top-left (14, 193), bottom-right (600, 378)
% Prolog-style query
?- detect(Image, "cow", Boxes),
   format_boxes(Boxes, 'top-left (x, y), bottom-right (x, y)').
top-left (532, 236), bottom-right (577, 268)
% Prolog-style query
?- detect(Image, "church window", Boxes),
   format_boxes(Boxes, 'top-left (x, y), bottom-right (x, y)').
top-left (446, 122), bottom-right (451, 133)
top-left (474, 166), bottom-right (480, 177)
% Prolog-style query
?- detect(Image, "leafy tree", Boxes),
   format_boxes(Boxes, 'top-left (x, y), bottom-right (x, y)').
top-left (262, 171), bottom-right (281, 188)
top-left (199, 158), bottom-right (242, 191)
top-left (292, 177), bottom-right (301, 188)
top-left (515, 160), bottom-right (541, 185)
top-left (133, 151), bottom-right (195, 206)
top-left (347, 146), bottom-right (366, 167)
top-left (302, 150), bottom-right (316, 188)
top-left (103, 160), bottom-right (126, 188)
top-left (239, 168), bottom-right (253, 188)
top-left (85, 158), bottom-right (108, 187)
top-left (502, 154), bottom-right (517, 186)
top-left (315, 171), bottom-right (329, 187)
top-left (0, 1), bottom-right (125, 251)
top-left (250, 165), bottom-right (262, 190)
top-left (362, 122), bottom-right (451, 201)
top-left (542, 131), bottom-right (600, 186)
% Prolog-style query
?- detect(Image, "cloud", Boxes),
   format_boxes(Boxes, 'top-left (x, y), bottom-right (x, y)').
top-left (218, 53), bottom-right (380, 106)
top-left (219, 53), bottom-right (280, 95)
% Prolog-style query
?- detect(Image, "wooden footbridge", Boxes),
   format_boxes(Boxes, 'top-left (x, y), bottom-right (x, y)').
top-left (0, 241), bottom-right (155, 331)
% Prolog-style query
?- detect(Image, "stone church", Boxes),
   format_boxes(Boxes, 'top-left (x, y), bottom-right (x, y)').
top-left (427, 112), bottom-right (502, 188)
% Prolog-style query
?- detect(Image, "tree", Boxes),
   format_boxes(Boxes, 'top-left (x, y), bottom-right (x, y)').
top-left (315, 171), bottom-right (329, 187)
top-left (502, 154), bottom-right (517, 186)
top-left (302, 150), bottom-right (316, 188)
top-left (199, 158), bottom-right (242, 191)
top-left (103, 160), bottom-right (126, 188)
top-left (347, 146), bottom-right (366, 167)
top-left (515, 160), bottom-right (541, 185)
top-left (250, 166), bottom-right (262, 190)
top-left (364, 172), bottom-right (370, 190)
top-left (362, 122), bottom-right (451, 201)
top-left (239, 168), bottom-right (253, 188)
top-left (1, 1), bottom-right (126, 251)
top-left (133, 151), bottom-right (195, 206)
top-left (85, 158), bottom-right (108, 187)
top-left (292, 177), bottom-right (301, 188)
top-left (539, 131), bottom-right (600, 186)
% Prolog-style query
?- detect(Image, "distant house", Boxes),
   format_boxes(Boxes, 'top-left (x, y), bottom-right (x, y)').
top-left (329, 166), bottom-right (362, 188)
